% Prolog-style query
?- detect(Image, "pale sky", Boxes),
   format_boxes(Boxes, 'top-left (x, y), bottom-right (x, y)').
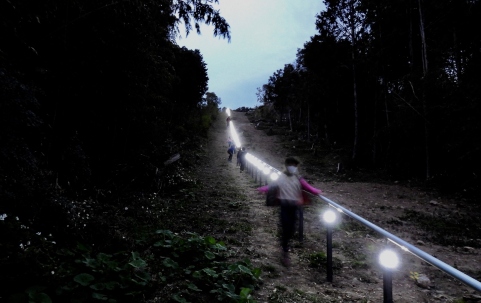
top-left (176, 0), bottom-right (325, 110)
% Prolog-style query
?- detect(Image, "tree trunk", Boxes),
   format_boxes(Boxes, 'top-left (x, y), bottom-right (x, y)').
top-left (418, 0), bottom-right (431, 179)
top-left (351, 25), bottom-right (359, 162)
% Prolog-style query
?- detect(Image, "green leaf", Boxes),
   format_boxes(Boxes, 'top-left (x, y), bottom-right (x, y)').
top-left (205, 236), bottom-right (216, 245)
top-left (240, 287), bottom-right (252, 298)
top-left (222, 283), bottom-right (235, 293)
top-left (84, 258), bottom-right (100, 268)
top-left (129, 259), bottom-right (147, 268)
top-left (134, 270), bottom-right (151, 282)
top-left (172, 294), bottom-right (189, 303)
top-left (74, 273), bottom-right (95, 286)
top-left (204, 251), bottom-right (215, 260)
top-left (104, 281), bottom-right (119, 290)
top-left (252, 268), bottom-right (262, 279)
top-left (91, 292), bottom-right (108, 300)
top-left (202, 268), bottom-right (218, 278)
top-left (192, 271), bottom-right (202, 279)
top-left (162, 258), bottom-right (179, 269)
top-left (238, 265), bottom-right (252, 274)
top-left (214, 243), bottom-right (227, 251)
top-left (90, 283), bottom-right (105, 291)
top-left (187, 283), bottom-right (202, 292)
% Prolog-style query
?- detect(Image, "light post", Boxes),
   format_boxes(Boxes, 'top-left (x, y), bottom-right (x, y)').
top-left (257, 162), bottom-right (263, 186)
top-left (379, 249), bottom-right (399, 303)
top-left (262, 166), bottom-right (270, 185)
top-left (322, 209), bottom-right (337, 282)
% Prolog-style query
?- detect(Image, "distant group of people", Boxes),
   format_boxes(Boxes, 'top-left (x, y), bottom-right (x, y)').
top-left (227, 136), bottom-right (246, 172)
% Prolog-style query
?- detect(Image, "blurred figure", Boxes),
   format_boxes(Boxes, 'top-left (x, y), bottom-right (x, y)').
top-left (257, 157), bottom-right (322, 267)
top-left (227, 145), bottom-right (235, 162)
top-left (237, 147), bottom-right (247, 172)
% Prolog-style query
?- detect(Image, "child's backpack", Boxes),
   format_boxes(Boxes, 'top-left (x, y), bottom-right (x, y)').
top-left (265, 184), bottom-right (280, 206)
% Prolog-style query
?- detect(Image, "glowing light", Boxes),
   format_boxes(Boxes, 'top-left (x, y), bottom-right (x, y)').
top-left (379, 250), bottom-right (399, 269)
top-left (323, 210), bottom-right (337, 224)
top-left (226, 108), bottom-right (231, 116)
top-left (229, 123), bottom-right (241, 148)
top-left (270, 173), bottom-right (279, 180)
top-left (263, 167), bottom-right (270, 175)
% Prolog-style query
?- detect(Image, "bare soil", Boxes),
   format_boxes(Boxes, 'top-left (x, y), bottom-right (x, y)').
top-left (193, 111), bottom-right (481, 303)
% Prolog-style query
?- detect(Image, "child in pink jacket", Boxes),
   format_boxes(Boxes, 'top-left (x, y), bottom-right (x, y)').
top-left (257, 157), bottom-right (322, 267)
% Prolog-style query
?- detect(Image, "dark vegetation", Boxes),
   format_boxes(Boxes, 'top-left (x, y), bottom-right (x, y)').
top-left (1, 0), bottom-right (481, 302)
top-left (0, 1), bottom-right (264, 302)
top-left (255, 0), bottom-right (481, 199)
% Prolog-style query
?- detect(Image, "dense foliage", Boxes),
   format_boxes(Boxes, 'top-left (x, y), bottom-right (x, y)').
top-left (0, 0), bottom-right (238, 301)
top-left (256, 0), bottom-right (481, 196)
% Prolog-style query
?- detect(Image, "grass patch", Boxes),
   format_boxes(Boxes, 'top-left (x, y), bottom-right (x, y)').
top-left (261, 264), bottom-right (280, 278)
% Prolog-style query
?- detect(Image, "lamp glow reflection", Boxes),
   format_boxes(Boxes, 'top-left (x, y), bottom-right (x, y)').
top-left (323, 210), bottom-right (337, 224)
top-left (379, 250), bottom-right (399, 269)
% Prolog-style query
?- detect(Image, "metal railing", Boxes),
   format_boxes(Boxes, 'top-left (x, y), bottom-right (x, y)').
top-left (224, 110), bottom-right (481, 296)
top-left (242, 152), bottom-right (481, 294)
top-left (319, 194), bottom-right (481, 292)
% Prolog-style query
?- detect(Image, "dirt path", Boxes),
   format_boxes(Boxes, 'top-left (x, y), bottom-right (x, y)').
top-left (198, 111), bottom-right (481, 303)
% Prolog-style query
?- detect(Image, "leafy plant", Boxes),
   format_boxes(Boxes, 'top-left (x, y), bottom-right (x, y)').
top-left (308, 252), bottom-right (327, 268)
top-left (7, 286), bottom-right (52, 303)
top-left (409, 271), bottom-right (419, 281)
top-left (55, 244), bottom-right (151, 302)
top-left (152, 230), bottom-right (261, 302)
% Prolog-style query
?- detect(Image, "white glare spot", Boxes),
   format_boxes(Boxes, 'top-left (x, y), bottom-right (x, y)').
top-left (323, 210), bottom-right (337, 224)
top-left (379, 250), bottom-right (399, 269)
top-left (270, 173), bottom-right (279, 181)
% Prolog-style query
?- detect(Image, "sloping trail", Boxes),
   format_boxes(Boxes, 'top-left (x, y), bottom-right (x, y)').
top-left (225, 112), bottom-right (388, 303)
top-left (197, 111), bottom-right (479, 303)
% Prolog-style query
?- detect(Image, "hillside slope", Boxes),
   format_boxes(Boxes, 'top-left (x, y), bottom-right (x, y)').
top-left (196, 110), bottom-right (481, 303)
